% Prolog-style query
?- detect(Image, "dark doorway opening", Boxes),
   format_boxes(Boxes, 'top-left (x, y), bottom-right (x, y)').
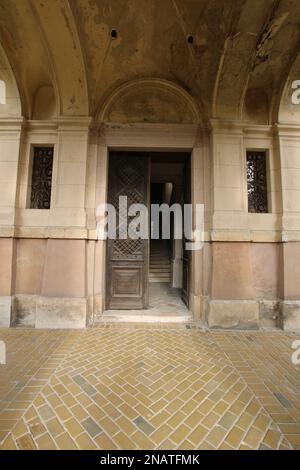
top-left (105, 151), bottom-right (191, 316)
top-left (149, 153), bottom-right (190, 313)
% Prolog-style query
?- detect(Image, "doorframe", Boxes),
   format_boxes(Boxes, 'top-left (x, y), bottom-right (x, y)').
top-left (105, 151), bottom-right (151, 310)
top-left (95, 123), bottom-right (206, 319)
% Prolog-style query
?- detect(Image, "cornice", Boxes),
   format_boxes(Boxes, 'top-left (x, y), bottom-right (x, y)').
top-left (274, 122), bottom-right (300, 136)
top-left (210, 119), bottom-right (274, 137)
top-left (24, 117), bottom-right (93, 132)
top-left (0, 117), bottom-right (25, 131)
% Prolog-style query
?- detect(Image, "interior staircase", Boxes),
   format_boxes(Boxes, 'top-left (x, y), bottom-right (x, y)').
top-left (149, 241), bottom-right (172, 283)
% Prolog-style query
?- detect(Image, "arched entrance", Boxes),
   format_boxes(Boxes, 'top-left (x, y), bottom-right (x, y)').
top-left (94, 79), bottom-right (205, 322)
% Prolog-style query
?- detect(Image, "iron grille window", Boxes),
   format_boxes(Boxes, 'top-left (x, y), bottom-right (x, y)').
top-left (246, 150), bottom-right (268, 213)
top-left (30, 146), bottom-right (53, 209)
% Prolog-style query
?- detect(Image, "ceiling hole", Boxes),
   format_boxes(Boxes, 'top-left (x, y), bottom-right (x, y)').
top-left (111, 29), bottom-right (118, 39)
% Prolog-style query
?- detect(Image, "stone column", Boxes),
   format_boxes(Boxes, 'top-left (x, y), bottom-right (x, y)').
top-left (277, 124), bottom-right (300, 331)
top-left (208, 121), bottom-right (259, 329)
top-left (0, 117), bottom-right (24, 326)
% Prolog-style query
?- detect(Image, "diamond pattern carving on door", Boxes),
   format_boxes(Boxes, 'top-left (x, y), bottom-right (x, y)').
top-left (113, 239), bottom-right (141, 257)
top-left (112, 156), bottom-right (145, 259)
top-left (106, 153), bottom-right (150, 310)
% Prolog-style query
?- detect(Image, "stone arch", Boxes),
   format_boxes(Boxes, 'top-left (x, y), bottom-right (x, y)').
top-left (278, 52), bottom-right (300, 124)
top-left (0, 44), bottom-right (21, 117)
top-left (211, 0), bottom-right (275, 122)
top-left (243, 4), bottom-right (300, 126)
top-left (98, 78), bottom-right (201, 124)
top-left (212, 1), bottom-right (300, 124)
top-left (30, 0), bottom-right (89, 117)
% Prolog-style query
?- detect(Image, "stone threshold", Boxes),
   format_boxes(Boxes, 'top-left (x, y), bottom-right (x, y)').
top-left (96, 310), bottom-right (193, 324)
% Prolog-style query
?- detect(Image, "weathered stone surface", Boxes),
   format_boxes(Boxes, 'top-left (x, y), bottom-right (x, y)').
top-left (0, 296), bottom-right (13, 327)
top-left (11, 294), bottom-right (37, 327)
top-left (208, 300), bottom-right (259, 330)
top-left (280, 301), bottom-right (300, 332)
top-left (259, 300), bottom-right (280, 328)
top-left (35, 297), bottom-right (87, 329)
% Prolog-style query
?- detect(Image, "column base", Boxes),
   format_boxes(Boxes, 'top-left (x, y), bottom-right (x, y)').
top-left (259, 300), bottom-right (280, 328)
top-left (0, 296), bottom-right (14, 327)
top-left (35, 297), bottom-right (87, 329)
top-left (8, 295), bottom-right (88, 329)
top-left (280, 301), bottom-right (300, 332)
top-left (11, 294), bottom-right (37, 327)
top-left (207, 300), bottom-right (259, 330)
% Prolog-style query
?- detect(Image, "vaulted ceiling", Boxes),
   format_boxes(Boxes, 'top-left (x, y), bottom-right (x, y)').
top-left (0, 0), bottom-right (300, 123)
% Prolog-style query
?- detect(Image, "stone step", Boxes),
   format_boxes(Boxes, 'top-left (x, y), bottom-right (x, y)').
top-left (97, 313), bottom-right (192, 324)
top-left (150, 265), bottom-right (171, 269)
top-left (150, 264), bottom-right (171, 268)
top-left (150, 258), bottom-right (170, 261)
top-left (149, 270), bottom-right (171, 273)
top-left (150, 274), bottom-right (171, 277)
top-left (150, 271), bottom-right (171, 273)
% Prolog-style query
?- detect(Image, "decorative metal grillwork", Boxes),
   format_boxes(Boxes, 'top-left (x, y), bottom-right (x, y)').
top-left (247, 151), bottom-right (268, 213)
top-left (109, 156), bottom-right (145, 258)
top-left (30, 147), bottom-right (53, 209)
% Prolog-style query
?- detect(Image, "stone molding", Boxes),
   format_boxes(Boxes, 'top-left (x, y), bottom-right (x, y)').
top-left (0, 229), bottom-right (287, 243)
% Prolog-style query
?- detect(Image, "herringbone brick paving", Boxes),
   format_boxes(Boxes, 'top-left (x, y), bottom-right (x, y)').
top-left (0, 325), bottom-right (299, 450)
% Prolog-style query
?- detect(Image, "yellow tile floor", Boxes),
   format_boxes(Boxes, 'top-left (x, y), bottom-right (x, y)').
top-left (0, 325), bottom-right (299, 450)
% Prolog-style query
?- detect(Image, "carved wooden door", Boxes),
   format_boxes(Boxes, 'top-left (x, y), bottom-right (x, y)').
top-left (106, 152), bottom-right (150, 310)
top-left (181, 158), bottom-right (191, 308)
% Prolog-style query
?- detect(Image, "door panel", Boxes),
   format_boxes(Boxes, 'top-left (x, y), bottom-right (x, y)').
top-left (106, 152), bottom-right (150, 309)
top-left (181, 158), bottom-right (191, 307)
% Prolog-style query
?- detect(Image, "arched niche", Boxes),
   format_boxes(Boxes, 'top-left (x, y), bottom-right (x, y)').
top-left (0, 44), bottom-right (22, 117)
top-left (98, 79), bottom-right (201, 124)
top-left (32, 85), bottom-right (57, 120)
